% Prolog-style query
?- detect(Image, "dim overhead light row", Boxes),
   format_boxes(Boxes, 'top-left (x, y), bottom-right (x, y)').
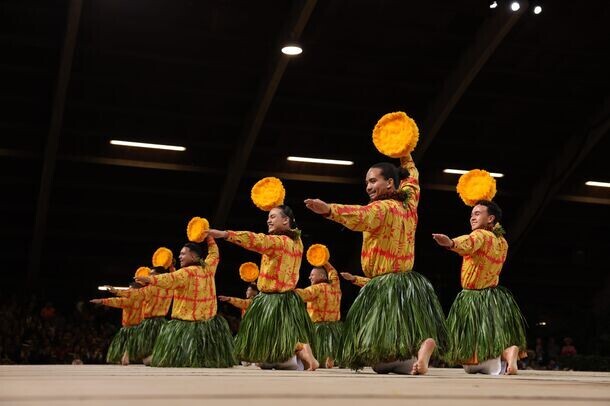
top-left (285, 1), bottom-right (545, 58)
top-left (490, 1), bottom-right (543, 14)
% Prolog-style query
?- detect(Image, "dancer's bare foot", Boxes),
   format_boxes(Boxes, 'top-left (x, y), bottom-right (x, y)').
top-left (325, 357), bottom-right (334, 369)
top-left (143, 355), bottom-right (152, 366)
top-left (411, 338), bottom-right (436, 375)
top-left (502, 346), bottom-right (519, 375)
top-left (121, 351), bottom-right (129, 366)
top-left (297, 344), bottom-right (319, 371)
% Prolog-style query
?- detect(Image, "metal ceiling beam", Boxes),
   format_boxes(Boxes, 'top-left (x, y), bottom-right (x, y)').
top-left (63, 154), bottom-right (222, 174)
top-left (414, 4), bottom-right (527, 163)
top-left (555, 194), bottom-right (610, 206)
top-left (212, 0), bottom-right (318, 228)
top-left (27, 0), bottom-right (83, 284)
top-left (508, 97), bottom-right (610, 251)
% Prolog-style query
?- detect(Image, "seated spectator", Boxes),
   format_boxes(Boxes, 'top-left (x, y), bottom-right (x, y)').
top-left (40, 302), bottom-right (56, 321)
top-left (561, 337), bottom-right (577, 357)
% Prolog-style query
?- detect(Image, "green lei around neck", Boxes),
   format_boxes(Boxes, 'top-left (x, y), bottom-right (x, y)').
top-left (372, 188), bottom-right (412, 208)
top-left (273, 228), bottom-right (301, 240)
top-left (492, 223), bottom-right (506, 237)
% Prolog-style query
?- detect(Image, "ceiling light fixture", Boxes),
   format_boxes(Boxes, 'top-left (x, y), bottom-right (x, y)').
top-left (489, 1), bottom-right (498, 9)
top-left (533, 5), bottom-right (542, 14)
top-left (443, 168), bottom-right (504, 178)
top-left (510, 1), bottom-right (521, 11)
top-left (281, 44), bottom-right (303, 56)
top-left (110, 140), bottom-right (186, 151)
top-left (585, 181), bottom-right (610, 188)
top-left (287, 156), bottom-right (353, 166)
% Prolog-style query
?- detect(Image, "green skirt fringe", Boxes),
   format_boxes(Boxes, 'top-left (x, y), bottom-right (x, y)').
top-left (106, 325), bottom-right (138, 364)
top-left (445, 286), bottom-right (527, 365)
top-left (313, 321), bottom-right (343, 364)
top-left (340, 271), bottom-right (448, 370)
top-left (234, 291), bottom-right (314, 363)
top-left (131, 317), bottom-right (167, 360)
top-left (151, 316), bottom-right (236, 368)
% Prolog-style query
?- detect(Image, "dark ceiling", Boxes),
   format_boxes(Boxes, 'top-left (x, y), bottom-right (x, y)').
top-left (1, 0), bottom-right (609, 349)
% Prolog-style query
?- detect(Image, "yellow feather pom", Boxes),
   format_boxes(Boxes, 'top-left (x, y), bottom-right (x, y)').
top-left (251, 177), bottom-right (286, 211)
top-left (187, 217), bottom-right (209, 243)
top-left (306, 244), bottom-right (330, 267)
top-left (134, 266), bottom-right (151, 278)
top-left (239, 262), bottom-right (259, 283)
top-left (152, 247), bottom-right (173, 268)
top-left (456, 169), bottom-right (497, 206)
top-left (372, 111), bottom-right (419, 158)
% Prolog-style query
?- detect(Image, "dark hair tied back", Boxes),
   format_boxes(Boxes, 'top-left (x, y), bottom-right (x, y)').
top-left (183, 242), bottom-right (203, 258)
top-left (371, 162), bottom-right (410, 188)
top-left (277, 204), bottom-right (297, 229)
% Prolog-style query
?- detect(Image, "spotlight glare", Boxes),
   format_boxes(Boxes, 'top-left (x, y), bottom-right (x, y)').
top-left (533, 5), bottom-right (542, 14)
top-left (281, 45), bottom-right (303, 56)
top-left (510, 1), bottom-right (520, 11)
top-left (489, 1), bottom-right (498, 8)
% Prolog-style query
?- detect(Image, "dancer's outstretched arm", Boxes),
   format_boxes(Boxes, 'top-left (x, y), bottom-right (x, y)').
top-left (340, 272), bottom-right (370, 287)
top-left (432, 230), bottom-right (486, 256)
top-left (209, 228), bottom-right (292, 256)
top-left (305, 198), bottom-right (387, 234)
top-left (90, 297), bottom-right (130, 308)
top-left (218, 296), bottom-right (250, 311)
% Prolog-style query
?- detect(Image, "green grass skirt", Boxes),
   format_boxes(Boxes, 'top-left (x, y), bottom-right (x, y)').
top-left (340, 271), bottom-right (448, 370)
top-left (313, 321), bottom-right (343, 364)
top-left (150, 316), bottom-right (236, 368)
top-left (130, 317), bottom-right (167, 360)
top-left (106, 325), bottom-right (138, 364)
top-left (234, 291), bottom-right (314, 363)
top-left (445, 286), bottom-right (527, 365)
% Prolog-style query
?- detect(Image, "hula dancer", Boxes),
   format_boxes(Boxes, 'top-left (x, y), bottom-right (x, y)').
top-left (305, 112), bottom-right (447, 374)
top-left (295, 244), bottom-right (342, 368)
top-left (112, 248), bottom-right (175, 365)
top-left (219, 265), bottom-right (261, 367)
top-left (218, 283), bottom-right (259, 318)
top-left (209, 177), bottom-right (318, 371)
top-left (432, 170), bottom-right (527, 375)
top-left (91, 273), bottom-right (147, 365)
top-left (135, 237), bottom-right (236, 368)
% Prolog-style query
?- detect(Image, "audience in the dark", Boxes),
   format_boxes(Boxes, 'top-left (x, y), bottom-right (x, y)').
top-left (0, 293), bottom-right (117, 365)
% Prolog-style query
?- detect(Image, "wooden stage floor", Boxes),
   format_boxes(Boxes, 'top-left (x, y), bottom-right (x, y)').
top-left (1, 365), bottom-right (609, 405)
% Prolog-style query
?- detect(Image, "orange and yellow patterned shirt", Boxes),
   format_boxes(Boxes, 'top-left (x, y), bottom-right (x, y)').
top-left (295, 263), bottom-right (341, 323)
top-left (119, 285), bottom-right (173, 319)
top-left (101, 296), bottom-right (144, 327)
top-left (327, 155), bottom-right (419, 286)
top-left (149, 239), bottom-right (219, 321)
top-left (450, 228), bottom-right (508, 290)
top-left (226, 231), bottom-right (303, 293)
top-left (226, 297), bottom-right (252, 318)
